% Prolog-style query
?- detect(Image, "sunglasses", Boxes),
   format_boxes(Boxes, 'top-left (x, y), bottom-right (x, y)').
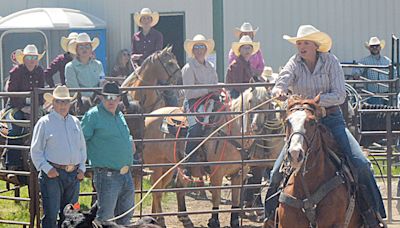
top-left (77, 44), bottom-right (92, 50)
top-left (370, 45), bottom-right (381, 48)
top-left (54, 99), bottom-right (71, 104)
top-left (193, 44), bottom-right (207, 50)
top-left (24, 55), bottom-right (39, 61)
top-left (104, 95), bottom-right (120, 101)
top-left (122, 52), bottom-right (130, 56)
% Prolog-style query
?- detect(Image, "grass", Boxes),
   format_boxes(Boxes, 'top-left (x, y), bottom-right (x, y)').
top-left (0, 176), bottom-right (171, 227)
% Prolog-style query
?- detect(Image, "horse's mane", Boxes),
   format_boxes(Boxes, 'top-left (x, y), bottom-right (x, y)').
top-left (230, 87), bottom-right (269, 112)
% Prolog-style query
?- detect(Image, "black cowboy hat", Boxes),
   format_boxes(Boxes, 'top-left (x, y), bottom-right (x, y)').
top-left (97, 82), bottom-right (127, 96)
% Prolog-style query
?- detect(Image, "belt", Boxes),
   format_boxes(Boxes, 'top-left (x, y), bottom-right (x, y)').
top-left (95, 166), bottom-right (130, 175)
top-left (323, 105), bottom-right (341, 117)
top-left (49, 162), bottom-right (78, 173)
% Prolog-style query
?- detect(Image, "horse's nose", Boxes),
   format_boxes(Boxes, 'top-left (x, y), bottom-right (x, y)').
top-left (288, 148), bottom-right (304, 163)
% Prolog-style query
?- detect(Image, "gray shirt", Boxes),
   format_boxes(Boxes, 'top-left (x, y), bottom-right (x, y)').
top-left (182, 58), bottom-right (219, 100)
top-left (274, 52), bottom-right (346, 107)
top-left (31, 111), bottom-right (87, 174)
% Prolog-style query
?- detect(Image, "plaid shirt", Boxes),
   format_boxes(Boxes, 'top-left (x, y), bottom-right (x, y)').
top-left (352, 54), bottom-right (393, 93)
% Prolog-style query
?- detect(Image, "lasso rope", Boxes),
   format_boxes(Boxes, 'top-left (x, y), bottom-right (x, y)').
top-left (0, 108), bottom-right (30, 139)
top-left (107, 95), bottom-right (278, 222)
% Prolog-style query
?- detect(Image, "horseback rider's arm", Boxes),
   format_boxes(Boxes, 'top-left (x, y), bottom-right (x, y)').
top-left (30, 119), bottom-right (53, 174)
top-left (319, 55), bottom-right (346, 107)
top-left (65, 63), bottom-right (79, 90)
top-left (8, 70), bottom-right (25, 108)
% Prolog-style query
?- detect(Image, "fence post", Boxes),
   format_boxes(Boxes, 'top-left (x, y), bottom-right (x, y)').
top-left (386, 111), bottom-right (393, 224)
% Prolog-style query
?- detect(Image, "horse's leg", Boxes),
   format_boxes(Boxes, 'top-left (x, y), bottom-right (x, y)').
top-left (231, 171), bottom-right (247, 228)
top-left (207, 174), bottom-right (223, 228)
top-left (175, 172), bottom-right (194, 228)
top-left (150, 168), bottom-right (166, 227)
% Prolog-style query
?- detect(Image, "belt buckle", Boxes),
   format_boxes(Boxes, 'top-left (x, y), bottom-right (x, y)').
top-left (65, 164), bottom-right (75, 172)
top-left (120, 166), bottom-right (129, 175)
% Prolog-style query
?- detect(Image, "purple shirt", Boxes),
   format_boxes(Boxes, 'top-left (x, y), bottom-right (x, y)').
top-left (131, 28), bottom-right (163, 65)
top-left (226, 56), bottom-right (253, 92)
top-left (44, 53), bottom-right (73, 87)
top-left (7, 65), bottom-right (45, 108)
top-left (228, 49), bottom-right (265, 76)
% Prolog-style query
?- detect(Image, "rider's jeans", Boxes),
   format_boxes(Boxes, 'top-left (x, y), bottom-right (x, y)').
top-left (184, 99), bottom-right (205, 161)
top-left (5, 110), bottom-right (25, 168)
top-left (265, 110), bottom-right (386, 218)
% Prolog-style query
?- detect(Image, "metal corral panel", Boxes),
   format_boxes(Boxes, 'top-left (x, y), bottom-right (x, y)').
top-left (224, 0), bottom-right (400, 73)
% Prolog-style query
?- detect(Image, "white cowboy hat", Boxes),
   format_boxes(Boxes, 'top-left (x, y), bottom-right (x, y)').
top-left (261, 66), bottom-right (279, 83)
top-left (283, 25), bottom-right (332, 53)
top-left (365, 36), bottom-right (385, 49)
top-left (44, 85), bottom-right (74, 103)
top-left (134, 8), bottom-right (160, 27)
top-left (67, 33), bottom-right (100, 55)
top-left (60, 32), bottom-right (78, 52)
top-left (234, 22), bottom-right (259, 38)
top-left (231, 35), bottom-right (260, 56)
top-left (184, 34), bottom-right (215, 57)
top-left (15, 44), bottom-right (45, 65)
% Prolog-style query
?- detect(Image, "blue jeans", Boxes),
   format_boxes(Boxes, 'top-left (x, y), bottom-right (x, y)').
top-left (93, 168), bottom-right (135, 225)
top-left (265, 110), bottom-right (386, 218)
top-left (5, 110), bottom-right (26, 168)
top-left (39, 169), bottom-right (80, 228)
top-left (367, 97), bottom-right (388, 105)
top-left (183, 100), bottom-right (205, 161)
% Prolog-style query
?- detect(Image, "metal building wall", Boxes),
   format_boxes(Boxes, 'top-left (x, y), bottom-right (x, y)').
top-left (0, 0), bottom-right (213, 74)
top-left (223, 0), bottom-right (400, 73)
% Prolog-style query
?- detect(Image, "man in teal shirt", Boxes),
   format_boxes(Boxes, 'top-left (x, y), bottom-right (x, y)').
top-left (81, 82), bottom-right (134, 225)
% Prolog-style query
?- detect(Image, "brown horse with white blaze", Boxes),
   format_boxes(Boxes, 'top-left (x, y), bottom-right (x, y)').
top-left (275, 95), bottom-right (362, 228)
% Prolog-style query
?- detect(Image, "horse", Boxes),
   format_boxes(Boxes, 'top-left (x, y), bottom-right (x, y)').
top-left (274, 95), bottom-right (362, 228)
top-left (141, 86), bottom-right (273, 228)
top-left (121, 46), bottom-right (182, 114)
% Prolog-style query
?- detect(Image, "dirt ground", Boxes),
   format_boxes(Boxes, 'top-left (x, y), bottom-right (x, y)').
top-left (136, 180), bottom-right (400, 228)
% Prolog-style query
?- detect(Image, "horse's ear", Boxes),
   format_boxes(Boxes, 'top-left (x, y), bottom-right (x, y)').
top-left (314, 93), bottom-right (321, 104)
top-left (167, 45), bottom-right (173, 52)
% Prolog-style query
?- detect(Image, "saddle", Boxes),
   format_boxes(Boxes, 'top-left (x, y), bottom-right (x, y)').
top-left (160, 108), bottom-right (189, 137)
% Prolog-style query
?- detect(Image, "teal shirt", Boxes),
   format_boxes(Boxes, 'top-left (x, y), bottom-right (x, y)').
top-left (65, 58), bottom-right (104, 97)
top-left (81, 103), bottom-right (133, 170)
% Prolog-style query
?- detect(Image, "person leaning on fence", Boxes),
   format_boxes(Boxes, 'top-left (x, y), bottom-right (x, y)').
top-left (44, 32), bottom-right (78, 87)
top-left (30, 85), bottom-right (86, 228)
top-left (111, 49), bottom-right (134, 79)
top-left (228, 22), bottom-right (265, 77)
top-left (352, 36), bottom-right (394, 105)
top-left (131, 7), bottom-right (178, 107)
top-left (4, 44), bottom-right (45, 185)
top-left (181, 34), bottom-right (219, 179)
top-left (81, 82), bottom-right (135, 225)
top-left (225, 35), bottom-right (261, 99)
top-left (65, 32), bottom-right (105, 97)
top-left (263, 25), bottom-right (386, 228)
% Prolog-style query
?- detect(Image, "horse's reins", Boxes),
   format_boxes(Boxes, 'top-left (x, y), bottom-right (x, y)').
top-left (107, 96), bottom-right (278, 222)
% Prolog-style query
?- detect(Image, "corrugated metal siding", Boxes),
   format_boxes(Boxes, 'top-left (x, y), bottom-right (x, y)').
top-left (224, 0), bottom-right (400, 72)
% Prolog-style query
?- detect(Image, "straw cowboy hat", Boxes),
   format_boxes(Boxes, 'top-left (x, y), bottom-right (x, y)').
top-left (44, 85), bottom-right (74, 103)
top-left (60, 32), bottom-right (78, 52)
top-left (231, 35), bottom-right (260, 56)
top-left (134, 8), bottom-right (159, 27)
top-left (283, 25), bottom-right (332, 53)
top-left (365, 36), bottom-right (385, 49)
top-left (184, 34), bottom-right (215, 56)
top-left (67, 33), bottom-right (100, 55)
top-left (261, 66), bottom-right (279, 83)
top-left (15, 44), bottom-right (45, 65)
top-left (234, 22), bottom-right (259, 38)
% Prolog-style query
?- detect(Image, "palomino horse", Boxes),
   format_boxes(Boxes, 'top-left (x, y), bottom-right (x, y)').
top-left (121, 46), bottom-right (182, 113)
top-left (142, 86), bottom-right (272, 228)
top-left (274, 95), bottom-right (362, 227)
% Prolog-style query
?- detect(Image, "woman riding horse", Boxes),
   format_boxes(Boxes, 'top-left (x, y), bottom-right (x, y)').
top-left (263, 25), bottom-right (386, 227)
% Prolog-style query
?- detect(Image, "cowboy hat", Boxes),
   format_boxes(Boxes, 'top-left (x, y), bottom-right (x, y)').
top-left (44, 85), bottom-right (74, 103)
top-left (15, 44), bottom-right (45, 65)
top-left (60, 32), bottom-right (78, 52)
top-left (261, 66), bottom-right (279, 83)
top-left (67, 33), bottom-right (100, 55)
top-left (365, 36), bottom-right (385, 49)
top-left (234, 22), bottom-right (259, 38)
top-left (231, 35), bottom-right (260, 56)
top-left (283, 25), bottom-right (332, 53)
top-left (134, 8), bottom-right (159, 27)
top-left (184, 34), bottom-right (215, 57)
top-left (97, 82), bottom-right (126, 96)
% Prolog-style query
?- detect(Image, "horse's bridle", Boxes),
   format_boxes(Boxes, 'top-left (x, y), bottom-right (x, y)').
top-left (157, 53), bottom-right (180, 84)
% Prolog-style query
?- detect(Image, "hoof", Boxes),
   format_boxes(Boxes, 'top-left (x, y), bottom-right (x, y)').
top-left (207, 218), bottom-right (220, 228)
top-left (156, 217), bottom-right (166, 227)
top-left (178, 215), bottom-right (194, 228)
top-left (230, 218), bottom-right (240, 228)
